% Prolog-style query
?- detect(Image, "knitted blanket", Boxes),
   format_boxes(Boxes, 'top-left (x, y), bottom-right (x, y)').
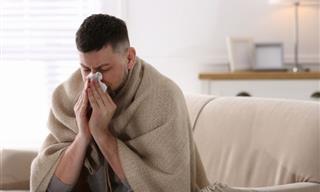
top-left (30, 58), bottom-right (213, 192)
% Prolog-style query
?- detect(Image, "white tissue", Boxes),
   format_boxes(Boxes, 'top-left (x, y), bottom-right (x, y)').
top-left (87, 72), bottom-right (108, 92)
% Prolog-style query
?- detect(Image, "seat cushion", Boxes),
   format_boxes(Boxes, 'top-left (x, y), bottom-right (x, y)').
top-left (250, 182), bottom-right (320, 192)
top-left (0, 149), bottom-right (37, 190)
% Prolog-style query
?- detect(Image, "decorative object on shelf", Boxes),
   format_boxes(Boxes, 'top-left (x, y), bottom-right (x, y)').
top-left (254, 43), bottom-right (287, 71)
top-left (236, 91), bottom-right (251, 97)
top-left (269, 0), bottom-right (319, 72)
top-left (226, 37), bottom-right (255, 72)
top-left (310, 91), bottom-right (320, 99)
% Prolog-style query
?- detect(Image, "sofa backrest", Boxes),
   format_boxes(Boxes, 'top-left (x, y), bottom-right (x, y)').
top-left (185, 95), bottom-right (320, 188)
top-left (184, 94), bottom-right (215, 130)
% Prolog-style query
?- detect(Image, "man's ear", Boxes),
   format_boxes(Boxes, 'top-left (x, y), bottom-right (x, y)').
top-left (127, 47), bottom-right (136, 70)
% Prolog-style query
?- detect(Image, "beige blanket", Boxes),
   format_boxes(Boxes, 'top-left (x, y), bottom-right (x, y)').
top-left (31, 57), bottom-right (214, 192)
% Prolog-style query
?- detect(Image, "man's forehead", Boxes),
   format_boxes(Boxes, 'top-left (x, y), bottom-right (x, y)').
top-left (80, 62), bottom-right (111, 68)
top-left (79, 48), bottom-right (114, 68)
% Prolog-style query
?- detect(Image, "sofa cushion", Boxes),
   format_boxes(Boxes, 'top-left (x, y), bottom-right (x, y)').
top-left (193, 97), bottom-right (320, 187)
top-left (249, 182), bottom-right (320, 192)
top-left (0, 149), bottom-right (37, 190)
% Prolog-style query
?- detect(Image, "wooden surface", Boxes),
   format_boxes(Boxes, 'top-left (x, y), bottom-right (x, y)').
top-left (199, 71), bottom-right (320, 80)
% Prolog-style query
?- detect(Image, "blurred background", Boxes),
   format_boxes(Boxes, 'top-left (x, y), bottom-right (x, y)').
top-left (0, 0), bottom-right (319, 149)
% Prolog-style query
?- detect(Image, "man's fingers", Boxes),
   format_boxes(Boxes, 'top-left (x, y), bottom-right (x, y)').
top-left (80, 90), bottom-right (88, 109)
top-left (91, 81), bottom-right (106, 107)
top-left (84, 79), bottom-right (89, 89)
top-left (87, 88), bottom-right (99, 109)
top-left (92, 81), bottom-right (106, 106)
top-left (76, 80), bottom-right (89, 113)
top-left (94, 80), bottom-right (109, 105)
top-left (93, 80), bottom-right (114, 107)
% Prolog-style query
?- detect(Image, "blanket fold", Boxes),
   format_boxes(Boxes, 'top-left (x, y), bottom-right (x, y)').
top-left (31, 57), bottom-right (210, 192)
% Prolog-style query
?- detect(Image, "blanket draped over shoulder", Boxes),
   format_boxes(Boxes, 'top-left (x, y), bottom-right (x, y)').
top-left (31, 58), bottom-right (212, 192)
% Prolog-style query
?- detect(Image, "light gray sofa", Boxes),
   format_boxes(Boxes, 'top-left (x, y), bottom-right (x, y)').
top-left (185, 94), bottom-right (320, 192)
top-left (1, 94), bottom-right (319, 191)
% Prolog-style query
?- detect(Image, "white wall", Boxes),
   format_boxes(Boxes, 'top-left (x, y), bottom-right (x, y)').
top-left (112, 0), bottom-right (319, 93)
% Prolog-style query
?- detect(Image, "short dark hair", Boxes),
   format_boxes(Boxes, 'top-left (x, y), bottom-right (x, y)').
top-left (76, 14), bottom-right (130, 52)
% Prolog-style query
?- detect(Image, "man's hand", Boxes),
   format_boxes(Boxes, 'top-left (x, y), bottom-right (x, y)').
top-left (87, 79), bottom-right (126, 182)
top-left (74, 80), bottom-right (92, 144)
top-left (87, 79), bottom-right (126, 181)
top-left (54, 80), bottom-right (93, 186)
top-left (87, 79), bottom-right (117, 137)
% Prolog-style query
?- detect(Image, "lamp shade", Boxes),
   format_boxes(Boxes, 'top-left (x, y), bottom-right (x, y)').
top-left (269, 0), bottom-right (319, 5)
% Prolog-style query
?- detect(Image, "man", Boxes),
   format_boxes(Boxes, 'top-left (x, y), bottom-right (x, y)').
top-left (31, 14), bottom-right (253, 192)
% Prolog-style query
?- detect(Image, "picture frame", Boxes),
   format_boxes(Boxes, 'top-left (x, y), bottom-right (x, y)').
top-left (226, 37), bottom-right (255, 71)
top-left (254, 43), bottom-right (285, 71)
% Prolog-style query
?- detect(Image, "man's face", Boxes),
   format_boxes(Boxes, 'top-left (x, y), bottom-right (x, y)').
top-left (79, 45), bottom-right (133, 94)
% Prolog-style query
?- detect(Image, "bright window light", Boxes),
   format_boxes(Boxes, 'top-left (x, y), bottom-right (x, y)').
top-left (0, 0), bottom-right (104, 150)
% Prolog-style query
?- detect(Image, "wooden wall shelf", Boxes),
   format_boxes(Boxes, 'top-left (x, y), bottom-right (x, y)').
top-left (199, 71), bottom-right (320, 80)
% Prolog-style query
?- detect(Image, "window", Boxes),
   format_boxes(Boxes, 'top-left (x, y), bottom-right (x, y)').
top-left (0, 0), bottom-right (116, 150)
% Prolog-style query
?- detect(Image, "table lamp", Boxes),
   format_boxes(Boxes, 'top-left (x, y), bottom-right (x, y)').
top-left (269, 0), bottom-right (319, 72)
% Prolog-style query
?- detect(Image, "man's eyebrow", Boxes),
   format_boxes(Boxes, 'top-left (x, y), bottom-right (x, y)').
top-left (80, 63), bottom-right (89, 68)
top-left (98, 63), bottom-right (111, 68)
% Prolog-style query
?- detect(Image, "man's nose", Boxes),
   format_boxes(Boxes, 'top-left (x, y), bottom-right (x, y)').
top-left (86, 71), bottom-right (96, 80)
top-left (90, 69), bottom-right (98, 73)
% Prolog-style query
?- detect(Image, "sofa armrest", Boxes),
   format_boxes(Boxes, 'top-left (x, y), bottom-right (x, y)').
top-left (0, 149), bottom-right (37, 190)
top-left (236, 182), bottom-right (320, 192)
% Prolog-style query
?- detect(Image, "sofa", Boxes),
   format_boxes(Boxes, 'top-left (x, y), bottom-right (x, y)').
top-left (1, 94), bottom-right (319, 192)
